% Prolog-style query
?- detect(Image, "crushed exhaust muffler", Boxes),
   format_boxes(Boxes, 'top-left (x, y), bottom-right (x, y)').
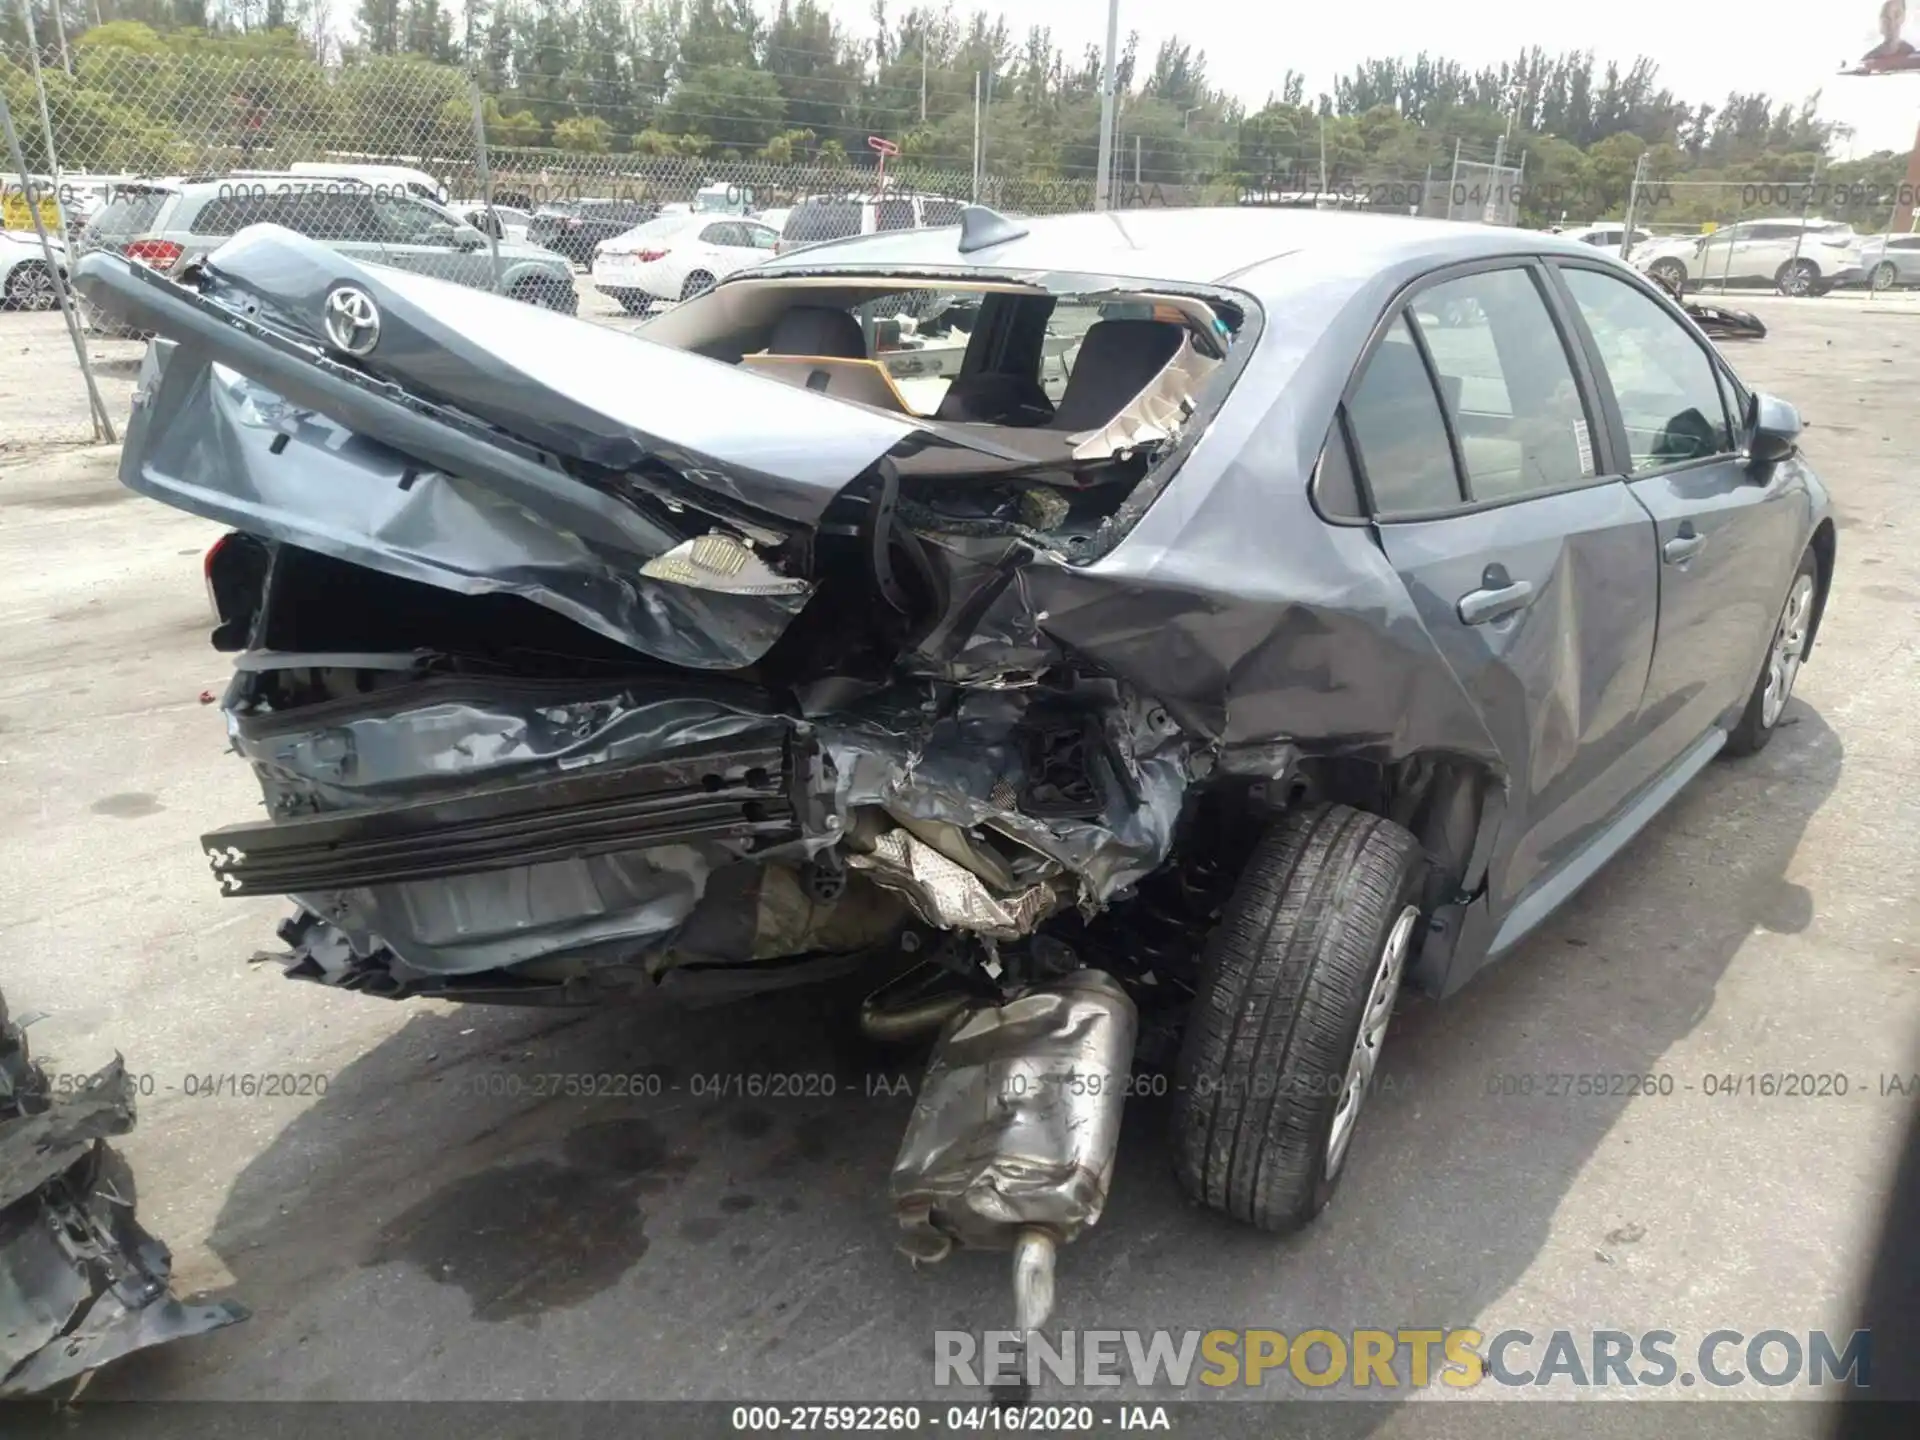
top-left (889, 970), bottom-right (1137, 1389)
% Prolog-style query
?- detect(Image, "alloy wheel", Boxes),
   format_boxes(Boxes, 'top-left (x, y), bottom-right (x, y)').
top-left (1760, 573), bottom-right (1816, 730)
top-left (1325, 904), bottom-right (1420, 1179)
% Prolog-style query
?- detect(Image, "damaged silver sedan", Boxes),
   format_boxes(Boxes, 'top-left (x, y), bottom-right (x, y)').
top-left (74, 204), bottom-right (1834, 1337)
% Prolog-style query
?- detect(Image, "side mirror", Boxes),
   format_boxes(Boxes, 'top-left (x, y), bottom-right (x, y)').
top-left (1746, 391), bottom-right (1801, 466)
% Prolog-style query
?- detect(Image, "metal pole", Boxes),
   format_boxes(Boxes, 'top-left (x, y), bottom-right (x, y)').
top-left (18, 0), bottom-right (64, 192)
top-left (1785, 161), bottom-right (1820, 292)
top-left (1618, 152), bottom-right (1644, 259)
top-left (467, 78), bottom-right (504, 295)
top-left (1447, 137), bottom-right (1461, 221)
top-left (920, 45), bottom-right (927, 123)
top-left (1134, 133), bottom-right (1141, 189)
top-left (1093, 0), bottom-right (1119, 210)
top-left (1318, 116), bottom-right (1327, 196)
top-left (51, 0), bottom-right (73, 76)
top-left (971, 71), bottom-right (981, 202)
top-left (0, 86), bottom-right (114, 444)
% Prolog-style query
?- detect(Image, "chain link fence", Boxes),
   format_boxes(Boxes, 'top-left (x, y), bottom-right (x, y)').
top-left (4, 43), bottom-right (1547, 446)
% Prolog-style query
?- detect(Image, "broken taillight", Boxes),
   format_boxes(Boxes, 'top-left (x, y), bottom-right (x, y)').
top-left (635, 247), bottom-right (669, 262)
top-left (124, 238), bottom-right (184, 270)
top-left (203, 533), bottom-right (232, 619)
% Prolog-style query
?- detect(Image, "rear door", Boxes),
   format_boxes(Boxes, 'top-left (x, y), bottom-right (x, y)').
top-left (1551, 261), bottom-right (1807, 765)
top-left (1348, 261), bottom-right (1663, 925)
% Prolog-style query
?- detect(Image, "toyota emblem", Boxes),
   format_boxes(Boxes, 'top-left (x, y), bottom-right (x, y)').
top-left (323, 285), bottom-right (380, 356)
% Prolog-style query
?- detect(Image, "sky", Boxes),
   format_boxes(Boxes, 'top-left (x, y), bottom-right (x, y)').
top-left (812, 0), bottom-right (1920, 157)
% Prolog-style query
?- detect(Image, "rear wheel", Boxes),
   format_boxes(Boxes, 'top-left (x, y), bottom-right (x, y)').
top-left (1173, 803), bottom-right (1425, 1232)
top-left (5, 259), bottom-right (58, 310)
top-left (680, 270), bottom-right (716, 301)
top-left (1725, 548), bottom-right (1819, 757)
top-left (509, 274), bottom-right (574, 312)
top-left (1775, 259), bottom-right (1819, 297)
top-left (1870, 261), bottom-right (1898, 293)
top-left (1649, 257), bottom-right (1688, 291)
top-left (615, 293), bottom-right (652, 316)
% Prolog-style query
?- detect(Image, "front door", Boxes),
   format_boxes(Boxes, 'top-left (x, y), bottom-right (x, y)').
top-left (1349, 263), bottom-right (1662, 923)
top-left (1552, 263), bottom-right (1809, 765)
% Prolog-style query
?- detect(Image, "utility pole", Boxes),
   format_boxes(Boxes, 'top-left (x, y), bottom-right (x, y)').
top-left (920, 45), bottom-right (927, 123)
top-left (972, 72), bottom-right (981, 202)
top-left (1134, 133), bottom-right (1141, 189)
top-left (1093, 0), bottom-right (1119, 210)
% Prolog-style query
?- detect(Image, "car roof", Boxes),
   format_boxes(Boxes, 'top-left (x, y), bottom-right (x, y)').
top-left (752, 206), bottom-right (1626, 297)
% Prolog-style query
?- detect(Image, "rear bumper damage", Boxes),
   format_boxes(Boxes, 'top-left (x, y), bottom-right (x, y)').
top-left (221, 678), bottom-right (1191, 1002)
top-left (0, 999), bottom-right (247, 1397)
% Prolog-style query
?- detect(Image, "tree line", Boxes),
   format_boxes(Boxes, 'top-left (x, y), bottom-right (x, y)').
top-left (2, 0), bottom-right (1912, 229)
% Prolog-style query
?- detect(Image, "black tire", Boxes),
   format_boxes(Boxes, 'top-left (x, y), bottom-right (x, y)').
top-left (1870, 261), bottom-right (1898, 294)
top-left (1724, 548), bottom-right (1820, 758)
top-left (5, 259), bottom-right (58, 310)
top-left (616, 294), bottom-right (652, 315)
top-left (510, 275), bottom-right (573, 313)
top-left (1776, 258), bottom-right (1819, 297)
top-left (1173, 803), bottom-right (1426, 1233)
top-left (1649, 258), bottom-right (1688, 291)
top-left (680, 269), bottom-right (715, 301)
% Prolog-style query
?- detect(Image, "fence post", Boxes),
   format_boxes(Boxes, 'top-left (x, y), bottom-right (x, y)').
top-left (1447, 137), bottom-right (1461, 221)
top-left (467, 75), bottom-right (505, 295)
top-left (17, 0), bottom-right (65, 190)
top-left (1788, 163), bottom-right (1819, 292)
top-left (1619, 152), bottom-right (1647, 259)
top-left (0, 84), bottom-right (115, 445)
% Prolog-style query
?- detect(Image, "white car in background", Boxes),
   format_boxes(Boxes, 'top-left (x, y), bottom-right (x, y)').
top-left (452, 201), bottom-right (532, 245)
top-left (1632, 218), bottom-right (1866, 295)
top-left (590, 212), bottom-right (779, 312)
top-left (1557, 221), bottom-right (1652, 252)
top-left (1, 229), bottom-right (65, 309)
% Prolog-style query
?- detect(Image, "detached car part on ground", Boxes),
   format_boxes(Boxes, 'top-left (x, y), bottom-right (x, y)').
top-left (0, 989), bottom-right (246, 1396)
top-left (74, 209), bottom-right (1834, 1362)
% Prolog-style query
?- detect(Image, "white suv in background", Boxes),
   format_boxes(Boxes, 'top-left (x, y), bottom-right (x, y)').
top-left (1632, 218), bottom-right (1866, 295)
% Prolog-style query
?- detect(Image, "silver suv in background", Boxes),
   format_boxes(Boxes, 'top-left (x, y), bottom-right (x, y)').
top-left (77, 175), bottom-right (576, 334)
top-left (1860, 232), bottom-right (1920, 291)
top-left (1632, 218), bottom-right (1865, 295)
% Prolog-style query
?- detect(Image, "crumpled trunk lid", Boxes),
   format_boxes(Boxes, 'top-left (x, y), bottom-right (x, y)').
top-left (72, 227), bottom-right (1013, 669)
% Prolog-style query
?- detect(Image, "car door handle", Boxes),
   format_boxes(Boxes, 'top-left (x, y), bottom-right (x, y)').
top-left (1457, 579), bottom-right (1536, 626)
top-left (1663, 531), bottom-right (1706, 564)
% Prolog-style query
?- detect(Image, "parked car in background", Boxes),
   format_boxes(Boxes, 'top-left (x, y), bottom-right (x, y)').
top-left (453, 201), bottom-right (533, 245)
top-left (755, 206), bottom-right (792, 235)
top-left (527, 199), bottom-right (658, 264)
top-left (1859, 232), bottom-right (1920, 291)
top-left (281, 161), bottom-right (447, 203)
top-left (1633, 218), bottom-right (1864, 295)
top-left (1559, 221), bottom-right (1652, 251)
top-left (1, 229), bottom-right (64, 309)
top-left (774, 192), bottom-right (967, 253)
top-left (75, 175), bottom-right (575, 337)
top-left (590, 212), bottom-right (779, 311)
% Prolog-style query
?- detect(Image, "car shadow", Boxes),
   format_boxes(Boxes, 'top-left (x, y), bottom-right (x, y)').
top-left (94, 704), bottom-right (1841, 1409)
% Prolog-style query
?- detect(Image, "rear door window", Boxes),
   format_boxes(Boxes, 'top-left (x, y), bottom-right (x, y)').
top-left (1345, 315), bottom-right (1465, 515)
top-left (1411, 267), bottom-right (1596, 501)
top-left (875, 198), bottom-right (915, 232)
top-left (86, 187), bottom-right (171, 238)
top-left (921, 199), bottom-right (963, 228)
